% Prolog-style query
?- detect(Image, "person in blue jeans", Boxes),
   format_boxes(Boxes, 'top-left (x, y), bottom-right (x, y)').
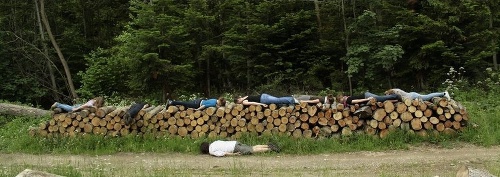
top-left (336, 92), bottom-right (399, 107)
top-left (50, 97), bottom-right (104, 112)
top-left (167, 97), bottom-right (226, 110)
top-left (384, 88), bottom-right (450, 101)
top-left (233, 93), bottom-right (298, 107)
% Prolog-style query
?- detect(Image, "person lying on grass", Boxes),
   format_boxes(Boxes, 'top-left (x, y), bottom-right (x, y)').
top-left (200, 140), bottom-right (280, 157)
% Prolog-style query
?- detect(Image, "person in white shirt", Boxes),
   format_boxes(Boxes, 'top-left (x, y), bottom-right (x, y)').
top-left (200, 140), bottom-right (280, 157)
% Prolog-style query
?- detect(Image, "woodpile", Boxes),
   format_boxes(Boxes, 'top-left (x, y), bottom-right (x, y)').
top-left (33, 97), bottom-right (468, 138)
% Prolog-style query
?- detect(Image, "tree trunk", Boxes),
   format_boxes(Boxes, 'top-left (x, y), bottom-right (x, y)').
top-left (0, 103), bottom-right (50, 117)
top-left (35, 0), bottom-right (60, 101)
top-left (341, 0), bottom-right (353, 95)
top-left (313, 0), bottom-right (322, 39)
top-left (39, 0), bottom-right (78, 100)
top-left (490, 7), bottom-right (498, 70)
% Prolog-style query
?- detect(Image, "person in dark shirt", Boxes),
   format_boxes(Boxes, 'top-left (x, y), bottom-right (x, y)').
top-left (336, 92), bottom-right (399, 107)
top-left (234, 93), bottom-right (297, 106)
top-left (167, 97), bottom-right (226, 110)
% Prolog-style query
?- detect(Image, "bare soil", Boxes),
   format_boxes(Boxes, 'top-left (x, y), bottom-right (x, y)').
top-left (2, 144), bottom-right (499, 177)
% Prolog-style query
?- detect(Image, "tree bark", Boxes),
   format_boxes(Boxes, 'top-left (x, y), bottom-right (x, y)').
top-left (39, 0), bottom-right (78, 100)
top-left (490, 6), bottom-right (498, 70)
top-left (34, 0), bottom-right (60, 101)
top-left (0, 103), bottom-right (50, 117)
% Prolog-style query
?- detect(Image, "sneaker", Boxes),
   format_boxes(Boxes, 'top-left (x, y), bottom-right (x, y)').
top-left (444, 91), bottom-right (451, 101)
top-left (50, 102), bottom-right (57, 110)
top-left (165, 99), bottom-right (171, 108)
top-left (267, 142), bottom-right (280, 153)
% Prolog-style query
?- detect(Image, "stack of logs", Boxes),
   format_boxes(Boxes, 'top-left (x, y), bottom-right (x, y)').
top-left (34, 97), bottom-right (468, 138)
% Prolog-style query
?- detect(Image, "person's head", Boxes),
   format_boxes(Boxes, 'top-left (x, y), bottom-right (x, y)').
top-left (234, 96), bottom-right (244, 104)
top-left (384, 89), bottom-right (395, 95)
top-left (200, 142), bottom-right (210, 154)
top-left (326, 94), bottom-right (334, 104)
top-left (336, 94), bottom-right (345, 104)
top-left (93, 97), bottom-right (104, 108)
top-left (217, 97), bottom-right (226, 107)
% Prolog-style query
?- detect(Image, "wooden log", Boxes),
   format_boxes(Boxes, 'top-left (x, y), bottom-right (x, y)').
top-left (369, 119), bottom-right (378, 128)
top-left (402, 97), bottom-right (412, 106)
top-left (96, 106), bottom-right (116, 118)
top-left (414, 110), bottom-right (423, 118)
top-left (453, 114), bottom-right (463, 122)
top-left (308, 116), bottom-right (318, 124)
top-left (423, 121), bottom-right (433, 130)
top-left (372, 109), bottom-right (386, 121)
top-left (395, 102), bottom-right (407, 114)
top-left (333, 112), bottom-right (343, 120)
top-left (379, 129), bottom-right (390, 138)
top-left (341, 127), bottom-right (352, 136)
top-left (383, 101), bottom-right (395, 113)
top-left (408, 105), bottom-right (417, 113)
top-left (435, 123), bottom-right (445, 132)
top-left (167, 106), bottom-right (179, 114)
top-left (389, 111), bottom-right (398, 120)
top-left (429, 116), bottom-right (440, 124)
top-left (410, 118), bottom-right (422, 130)
top-left (400, 111), bottom-right (413, 122)
top-left (307, 105), bottom-right (317, 116)
top-left (392, 118), bottom-right (402, 127)
top-left (432, 97), bottom-right (448, 107)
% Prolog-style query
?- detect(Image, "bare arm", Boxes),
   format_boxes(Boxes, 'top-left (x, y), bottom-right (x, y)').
top-left (300, 99), bottom-right (320, 104)
top-left (242, 100), bottom-right (268, 107)
top-left (195, 105), bottom-right (206, 110)
top-left (350, 98), bottom-right (371, 104)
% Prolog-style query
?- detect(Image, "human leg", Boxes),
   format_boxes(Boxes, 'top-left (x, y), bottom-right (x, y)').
top-left (125, 103), bottom-right (146, 125)
top-left (408, 92), bottom-right (420, 100)
top-left (373, 94), bottom-right (399, 102)
top-left (419, 92), bottom-right (445, 101)
top-left (234, 143), bottom-right (255, 155)
top-left (364, 92), bottom-right (379, 98)
top-left (261, 94), bottom-right (295, 104)
top-left (54, 102), bottom-right (75, 112)
top-left (170, 100), bottom-right (199, 108)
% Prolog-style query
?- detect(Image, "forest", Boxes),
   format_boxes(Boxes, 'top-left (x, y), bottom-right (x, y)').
top-left (0, 0), bottom-right (499, 108)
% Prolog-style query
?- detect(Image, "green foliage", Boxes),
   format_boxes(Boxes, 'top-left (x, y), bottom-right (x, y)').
top-left (2, 0), bottom-right (500, 107)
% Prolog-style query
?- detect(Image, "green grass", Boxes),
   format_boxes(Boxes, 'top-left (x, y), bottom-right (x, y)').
top-left (0, 90), bottom-right (500, 176)
top-left (0, 88), bottom-right (499, 155)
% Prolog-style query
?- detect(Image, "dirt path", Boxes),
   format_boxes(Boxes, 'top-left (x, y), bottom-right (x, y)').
top-left (2, 145), bottom-right (500, 177)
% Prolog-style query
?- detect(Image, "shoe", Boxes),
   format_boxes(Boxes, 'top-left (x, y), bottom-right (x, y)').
top-left (268, 142), bottom-right (280, 153)
top-left (50, 102), bottom-right (57, 110)
top-left (165, 99), bottom-right (171, 108)
top-left (444, 91), bottom-right (451, 101)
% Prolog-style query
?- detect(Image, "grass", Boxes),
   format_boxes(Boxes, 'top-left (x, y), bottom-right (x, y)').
top-left (1, 89), bottom-right (499, 154)
top-left (0, 88), bottom-right (499, 176)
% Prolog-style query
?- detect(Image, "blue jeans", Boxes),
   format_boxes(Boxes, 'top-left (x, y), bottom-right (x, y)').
top-left (364, 92), bottom-right (399, 102)
top-left (260, 94), bottom-right (295, 104)
top-left (408, 92), bottom-right (444, 101)
top-left (55, 102), bottom-right (80, 112)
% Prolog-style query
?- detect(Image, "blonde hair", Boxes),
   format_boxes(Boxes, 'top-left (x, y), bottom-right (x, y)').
top-left (93, 97), bottom-right (104, 108)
